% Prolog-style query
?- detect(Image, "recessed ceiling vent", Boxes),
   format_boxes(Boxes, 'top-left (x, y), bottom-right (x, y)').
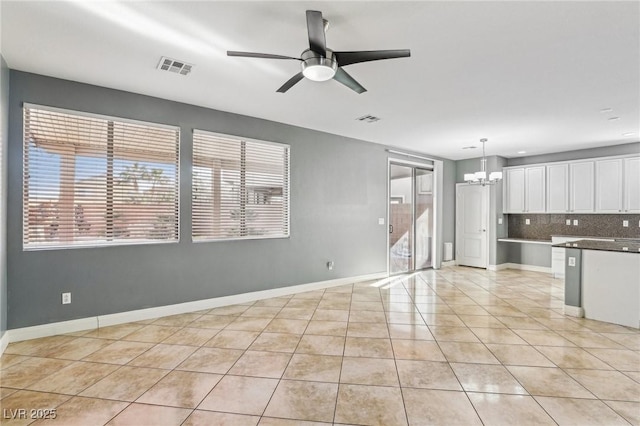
top-left (157, 57), bottom-right (193, 76)
top-left (356, 114), bottom-right (381, 123)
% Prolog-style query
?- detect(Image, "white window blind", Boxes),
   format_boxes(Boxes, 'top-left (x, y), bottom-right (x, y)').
top-left (192, 130), bottom-right (289, 241)
top-left (23, 105), bottom-right (180, 250)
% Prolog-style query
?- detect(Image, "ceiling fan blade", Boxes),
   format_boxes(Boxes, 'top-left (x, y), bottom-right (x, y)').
top-left (227, 51), bottom-right (301, 61)
top-left (306, 10), bottom-right (327, 57)
top-left (334, 49), bottom-right (411, 67)
top-left (277, 72), bottom-right (305, 93)
top-left (333, 68), bottom-right (366, 94)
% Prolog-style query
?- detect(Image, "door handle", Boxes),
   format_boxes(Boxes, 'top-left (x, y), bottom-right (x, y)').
top-left (389, 225), bottom-right (393, 234)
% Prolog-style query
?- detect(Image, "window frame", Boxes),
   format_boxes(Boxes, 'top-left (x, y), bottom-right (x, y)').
top-left (191, 129), bottom-right (290, 243)
top-left (22, 103), bottom-right (181, 251)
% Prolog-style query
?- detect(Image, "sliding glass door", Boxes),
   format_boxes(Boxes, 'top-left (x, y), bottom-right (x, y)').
top-left (389, 163), bottom-right (434, 275)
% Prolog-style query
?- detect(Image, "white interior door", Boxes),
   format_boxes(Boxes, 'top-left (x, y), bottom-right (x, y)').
top-left (456, 184), bottom-right (489, 268)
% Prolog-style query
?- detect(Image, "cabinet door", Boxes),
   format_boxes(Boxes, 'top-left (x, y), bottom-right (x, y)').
top-left (547, 163), bottom-right (569, 213)
top-left (595, 159), bottom-right (623, 213)
top-left (569, 161), bottom-right (594, 213)
top-left (624, 157), bottom-right (640, 213)
top-left (504, 168), bottom-right (525, 213)
top-left (525, 166), bottom-right (546, 212)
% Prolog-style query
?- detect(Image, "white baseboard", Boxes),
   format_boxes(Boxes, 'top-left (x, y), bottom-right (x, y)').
top-left (489, 263), bottom-right (552, 274)
top-left (0, 330), bottom-right (9, 354)
top-left (3, 272), bottom-right (387, 346)
top-left (441, 260), bottom-right (456, 267)
top-left (8, 317), bottom-right (98, 343)
top-left (488, 264), bottom-right (509, 271)
top-left (564, 305), bottom-right (585, 318)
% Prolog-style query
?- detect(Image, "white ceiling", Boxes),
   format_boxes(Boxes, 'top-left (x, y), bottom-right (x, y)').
top-left (1, 1), bottom-right (638, 160)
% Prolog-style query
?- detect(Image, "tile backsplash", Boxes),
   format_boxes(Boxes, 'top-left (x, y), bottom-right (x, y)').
top-left (508, 214), bottom-right (640, 240)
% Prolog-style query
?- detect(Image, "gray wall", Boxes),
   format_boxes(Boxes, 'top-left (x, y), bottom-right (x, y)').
top-left (1, 56), bottom-right (8, 336)
top-left (455, 155), bottom-right (508, 266)
top-left (507, 142), bottom-right (640, 166)
top-left (7, 71), bottom-right (456, 329)
top-left (505, 243), bottom-right (551, 268)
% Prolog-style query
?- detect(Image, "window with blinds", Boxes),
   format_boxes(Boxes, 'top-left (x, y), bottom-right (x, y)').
top-left (23, 105), bottom-right (180, 250)
top-left (192, 130), bottom-right (289, 241)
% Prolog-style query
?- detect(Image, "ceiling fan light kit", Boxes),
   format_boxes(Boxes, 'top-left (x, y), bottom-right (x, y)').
top-left (227, 10), bottom-right (410, 93)
top-left (301, 49), bottom-right (337, 81)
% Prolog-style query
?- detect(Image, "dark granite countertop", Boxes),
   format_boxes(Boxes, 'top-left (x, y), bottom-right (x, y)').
top-left (552, 239), bottom-right (640, 253)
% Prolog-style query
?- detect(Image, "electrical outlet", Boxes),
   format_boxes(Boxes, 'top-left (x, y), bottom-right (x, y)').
top-left (525, 218), bottom-right (530, 225)
top-left (573, 219), bottom-right (579, 226)
top-left (565, 219), bottom-right (571, 225)
top-left (568, 257), bottom-right (576, 267)
top-left (378, 218), bottom-right (385, 225)
top-left (623, 220), bottom-right (629, 227)
top-left (62, 292), bottom-right (71, 304)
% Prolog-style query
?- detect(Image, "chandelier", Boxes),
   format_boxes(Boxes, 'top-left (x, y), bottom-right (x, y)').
top-left (464, 138), bottom-right (503, 186)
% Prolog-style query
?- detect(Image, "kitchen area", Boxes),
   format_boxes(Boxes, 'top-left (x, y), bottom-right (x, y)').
top-left (496, 152), bottom-right (640, 329)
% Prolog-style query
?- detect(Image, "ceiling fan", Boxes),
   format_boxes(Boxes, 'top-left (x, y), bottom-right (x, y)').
top-left (227, 10), bottom-right (411, 94)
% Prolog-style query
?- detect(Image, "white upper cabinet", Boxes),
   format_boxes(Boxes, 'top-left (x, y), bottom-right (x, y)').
top-left (569, 161), bottom-right (595, 213)
top-left (503, 166), bottom-right (545, 213)
top-left (525, 166), bottom-right (546, 212)
top-left (504, 168), bottom-right (525, 213)
top-left (623, 157), bottom-right (640, 213)
top-left (547, 163), bottom-right (569, 213)
top-left (503, 155), bottom-right (637, 214)
top-left (595, 159), bottom-right (623, 213)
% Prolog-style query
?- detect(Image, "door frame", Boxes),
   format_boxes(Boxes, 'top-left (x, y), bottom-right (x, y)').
top-left (387, 158), bottom-right (436, 276)
top-left (455, 183), bottom-right (490, 269)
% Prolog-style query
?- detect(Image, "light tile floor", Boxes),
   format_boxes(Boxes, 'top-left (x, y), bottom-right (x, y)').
top-left (1, 267), bottom-right (639, 425)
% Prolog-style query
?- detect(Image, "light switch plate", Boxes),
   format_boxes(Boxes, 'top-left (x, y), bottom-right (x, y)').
top-left (568, 257), bottom-right (576, 267)
top-left (573, 219), bottom-right (579, 226)
top-left (525, 219), bottom-right (530, 225)
top-left (623, 220), bottom-right (629, 227)
top-left (566, 219), bottom-right (571, 225)
top-left (378, 218), bottom-right (385, 225)
top-left (498, 218), bottom-right (503, 225)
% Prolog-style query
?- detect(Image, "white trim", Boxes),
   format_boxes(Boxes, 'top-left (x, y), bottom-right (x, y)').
top-left (8, 317), bottom-right (98, 343)
top-left (489, 263), bottom-right (552, 274)
top-left (0, 331), bottom-right (9, 354)
top-left (563, 305), bottom-right (585, 317)
top-left (434, 160), bottom-right (443, 269)
top-left (441, 260), bottom-right (456, 267)
top-left (2, 272), bottom-right (386, 346)
top-left (487, 263), bottom-right (509, 271)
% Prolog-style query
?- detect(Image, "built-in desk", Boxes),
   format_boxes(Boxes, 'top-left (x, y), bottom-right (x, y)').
top-left (553, 239), bottom-right (640, 328)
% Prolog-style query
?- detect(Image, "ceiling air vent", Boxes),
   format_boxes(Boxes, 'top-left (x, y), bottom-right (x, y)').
top-left (356, 114), bottom-right (381, 123)
top-left (157, 57), bottom-right (193, 76)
